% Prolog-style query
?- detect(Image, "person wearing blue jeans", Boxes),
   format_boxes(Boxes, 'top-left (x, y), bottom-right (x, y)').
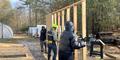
top-left (48, 43), bottom-right (57, 60)
top-left (47, 27), bottom-right (57, 60)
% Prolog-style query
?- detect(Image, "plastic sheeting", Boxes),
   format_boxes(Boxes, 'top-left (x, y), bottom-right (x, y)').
top-left (28, 25), bottom-right (46, 37)
top-left (0, 23), bottom-right (13, 38)
top-left (28, 27), bottom-right (38, 37)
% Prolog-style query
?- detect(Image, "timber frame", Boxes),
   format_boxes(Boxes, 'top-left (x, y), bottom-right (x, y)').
top-left (46, 0), bottom-right (87, 60)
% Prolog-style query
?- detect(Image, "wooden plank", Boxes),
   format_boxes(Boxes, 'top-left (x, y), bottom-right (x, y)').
top-left (73, 4), bottom-right (78, 60)
top-left (51, 1), bottom-right (82, 14)
top-left (82, 0), bottom-right (86, 38)
top-left (105, 53), bottom-right (120, 59)
top-left (66, 7), bottom-right (70, 21)
top-left (23, 46), bottom-right (34, 60)
top-left (52, 14), bottom-right (54, 25)
top-left (73, 4), bottom-right (78, 34)
top-left (0, 43), bottom-right (34, 60)
top-left (0, 54), bottom-right (26, 58)
top-left (46, 14), bottom-right (52, 30)
top-left (105, 53), bottom-right (117, 59)
top-left (54, 13), bottom-right (57, 25)
top-left (82, 0), bottom-right (87, 60)
top-left (62, 10), bottom-right (65, 31)
top-left (58, 12), bottom-right (61, 39)
top-left (0, 57), bottom-right (32, 60)
top-left (0, 51), bottom-right (25, 55)
top-left (0, 43), bottom-right (24, 47)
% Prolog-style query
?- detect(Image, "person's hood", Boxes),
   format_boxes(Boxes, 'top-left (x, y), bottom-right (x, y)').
top-left (65, 21), bottom-right (74, 32)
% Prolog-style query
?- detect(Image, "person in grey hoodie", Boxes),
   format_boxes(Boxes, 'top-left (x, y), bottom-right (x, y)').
top-left (59, 21), bottom-right (75, 60)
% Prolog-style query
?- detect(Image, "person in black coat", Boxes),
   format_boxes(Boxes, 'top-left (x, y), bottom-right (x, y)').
top-left (59, 21), bottom-right (86, 60)
top-left (40, 26), bottom-right (47, 52)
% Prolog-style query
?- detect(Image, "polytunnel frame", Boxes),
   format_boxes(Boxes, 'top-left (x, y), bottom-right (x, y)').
top-left (46, 0), bottom-right (87, 60)
top-left (0, 23), bottom-right (13, 39)
top-left (4, 24), bottom-right (13, 38)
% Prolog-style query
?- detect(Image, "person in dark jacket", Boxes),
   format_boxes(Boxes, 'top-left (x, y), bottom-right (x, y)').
top-left (58, 21), bottom-right (86, 60)
top-left (40, 26), bottom-right (47, 52)
top-left (59, 21), bottom-right (75, 60)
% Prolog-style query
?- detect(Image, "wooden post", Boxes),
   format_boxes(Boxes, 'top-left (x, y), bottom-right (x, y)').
top-left (53, 14), bottom-right (55, 24)
top-left (54, 13), bottom-right (57, 25)
top-left (73, 5), bottom-right (78, 34)
top-left (58, 12), bottom-right (61, 39)
top-left (52, 14), bottom-right (54, 25)
top-left (73, 4), bottom-right (78, 60)
top-left (57, 12), bottom-right (61, 60)
top-left (46, 14), bottom-right (52, 31)
top-left (66, 7), bottom-right (70, 21)
top-left (82, 0), bottom-right (87, 60)
top-left (62, 10), bottom-right (65, 31)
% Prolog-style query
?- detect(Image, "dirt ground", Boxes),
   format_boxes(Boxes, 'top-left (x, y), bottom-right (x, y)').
top-left (0, 34), bottom-right (120, 60)
top-left (0, 34), bottom-right (47, 60)
top-left (17, 40), bottom-right (47, 60)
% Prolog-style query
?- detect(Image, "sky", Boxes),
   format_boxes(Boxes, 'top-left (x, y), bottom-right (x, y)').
top-left (10, 0), bottom-right (19, 8)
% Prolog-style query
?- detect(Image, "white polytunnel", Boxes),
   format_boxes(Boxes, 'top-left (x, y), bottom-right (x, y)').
top-left (0, 23), bottom-right (13, 38)
top-left (28, 27), bottom-right (38, 37)
top-left (28, 25), bottom-right (46, 37)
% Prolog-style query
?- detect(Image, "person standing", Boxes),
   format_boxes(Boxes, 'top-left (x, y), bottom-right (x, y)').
top-left (40, 26), bottom-right (47, 52)
top-left (59, 21), bottom-right (86, 60)
top-left (47, 27), bottom-right (57, 60)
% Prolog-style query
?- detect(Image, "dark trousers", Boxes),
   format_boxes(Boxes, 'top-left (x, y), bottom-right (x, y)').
top-left (59, 50), bottom-right (74, 60)
top-left (40, 40), bottom-right (47, 52)
top-left (48, 44), bottom-right (57, 60)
